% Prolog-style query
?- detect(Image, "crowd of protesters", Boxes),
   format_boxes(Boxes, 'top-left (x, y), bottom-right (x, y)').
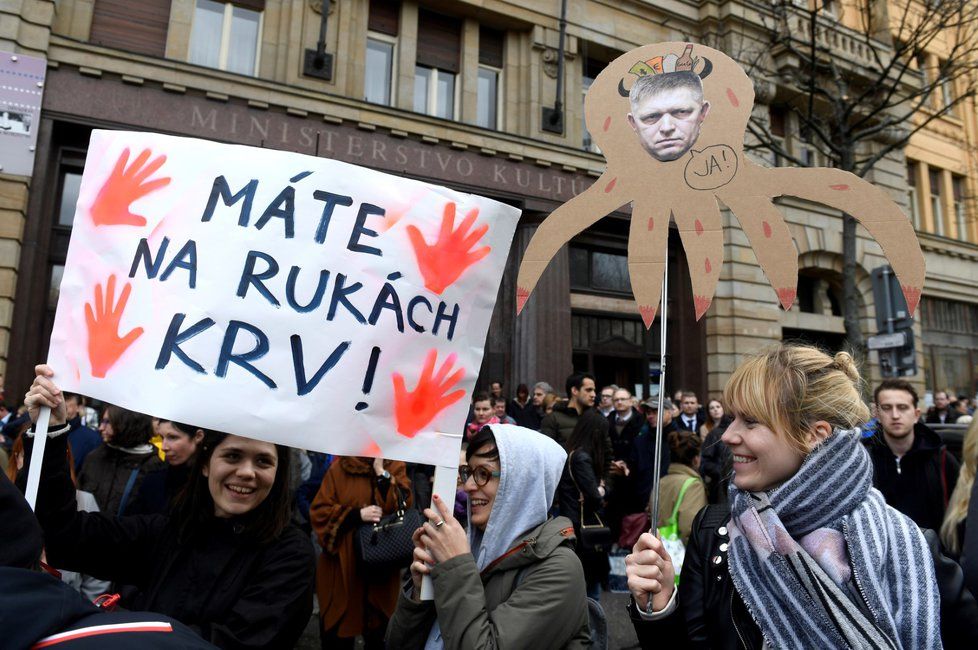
top-left (3, 352), bottom-right (978, 648)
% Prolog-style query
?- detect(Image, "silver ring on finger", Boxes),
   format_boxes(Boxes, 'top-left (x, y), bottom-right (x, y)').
top-left (435, 519), bottom-right (446, 528)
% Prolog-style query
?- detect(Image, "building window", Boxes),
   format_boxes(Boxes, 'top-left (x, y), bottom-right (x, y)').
top-left (569, 246), bottom-right (631, 294)
top-left (582, 58), bottom-right (609, 152)
top-left (365, 36), bottom-right (396, 104)
top-left (477, 67), bottom-right (500, 129)
top-left (476, 27), bottom-right (504, 129)
top-left (906, 160), bottom-right (920, 228)
top-left (929, 167), bottom-right (944, 236)
top-left (48, 265), bottom-right (64, 311)
top-left (916, 51), bottom-right (931, 88)
top-left (939, 59), bottom-right (955, 116)
top-left (415, 9), bottom-right (460, 119)
top-left (364, 0), bottom-right (399, 105)
top-left (57, 171), bottom-right (83, 227)
top-left (188, 0), bottom-right (262, 76)
top-left (414, 66), bottom-right (456, 118)
top-left (952, 174), bottom-right (968, 241)
top-left (768, 105), bottom-right (787, 166)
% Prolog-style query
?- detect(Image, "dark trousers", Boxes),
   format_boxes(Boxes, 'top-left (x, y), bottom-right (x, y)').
top-left (320, 621), bottom-right (386, 650)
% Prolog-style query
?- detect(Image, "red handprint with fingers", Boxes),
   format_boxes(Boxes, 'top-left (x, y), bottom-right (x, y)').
top-left (406, 202), bottom-right (491, 295)
top-left (392, 350), bottom-right (466, 438)
top-left (90, 148), bottom-right (171, 227)
top-left (85, 274), bottom-right (144, 378)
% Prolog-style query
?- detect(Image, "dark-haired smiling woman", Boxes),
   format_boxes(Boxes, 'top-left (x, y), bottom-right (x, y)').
top-left (22, 365), bottom-right (315, 649)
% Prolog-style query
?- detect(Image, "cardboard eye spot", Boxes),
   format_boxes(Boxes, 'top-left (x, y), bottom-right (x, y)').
top-left (603, 115), bottom-right (612, 132)
top-left (647, 217), bottom-right (655, 231)
top-left (830, 184), bottom-right (851, 191)
top-left (726, 88), bottom-right (739, 107)
top-left (695, 219), bottom-right (704, 236)
top-left (762, 221), bottom-right (773, 238)
top-left (604, 177), bottom-right (618, 193)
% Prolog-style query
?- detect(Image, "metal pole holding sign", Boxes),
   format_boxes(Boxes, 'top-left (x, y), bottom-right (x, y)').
top-left (648, 262), bottom-right (669, 538)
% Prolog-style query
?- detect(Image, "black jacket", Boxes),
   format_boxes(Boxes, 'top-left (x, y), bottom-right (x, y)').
top-left (629, 505), bottom-right (978, 650)
top-left (77, 443), bottom-right (167, 517)
top-left (632, 420), bottom-right (672, 507)
top-left (699, 423), bottom-right (731, 504)
top-left (26, 432), bottom-right (315, 649)
top-left (864, 422), bottom-right (960, 531)
top-left (925, 408), bottom-right (960, 425)
top-left (0, 568), bottom-right (217, 650)
top-left (607, 408), bottom-right (644, 466)
top-left (557, 449), bottom-right (604, 531)
top-left (676, 411), bottom-right (705, 433)
top-left (507, 398), bottom-right (541, 430)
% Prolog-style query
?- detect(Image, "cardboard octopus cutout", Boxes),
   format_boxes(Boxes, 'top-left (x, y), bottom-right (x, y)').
top-left (516, 43), bottom-right (925, 327)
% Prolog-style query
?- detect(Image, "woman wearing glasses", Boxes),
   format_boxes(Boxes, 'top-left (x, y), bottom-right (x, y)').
top-left (386, 424), bottom-right (592, 649)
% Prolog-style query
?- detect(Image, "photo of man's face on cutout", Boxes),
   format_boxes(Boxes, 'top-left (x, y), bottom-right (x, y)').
top-left (627, 71), bottom-right (710, 162)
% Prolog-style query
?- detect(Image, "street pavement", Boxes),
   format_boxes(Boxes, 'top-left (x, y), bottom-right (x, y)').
top-left (296, 587), bottom-right (641, 648)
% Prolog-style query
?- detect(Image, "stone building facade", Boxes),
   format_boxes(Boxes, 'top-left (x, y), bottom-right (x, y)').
top-left (1, 0), bottom-right (975, 403)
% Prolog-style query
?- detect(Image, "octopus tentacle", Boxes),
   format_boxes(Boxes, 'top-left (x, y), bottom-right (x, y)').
top-left (516, 172), bottom-right (629, 313)
top-left (672, 194), bottom-right (724, 321)
top-left (628, 198), bottom-right (672, 329)
top-left (758, 167), bottom-right (925, 316)
top-left (719, 193), bottom-right (799, 311)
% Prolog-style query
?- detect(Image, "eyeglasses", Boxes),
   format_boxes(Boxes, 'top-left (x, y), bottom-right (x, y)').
top-left (458, 465), bottom-right (500, 487)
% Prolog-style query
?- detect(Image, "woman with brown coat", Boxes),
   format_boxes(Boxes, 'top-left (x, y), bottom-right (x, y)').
top-left (310, 456), bottom-right (412, 649)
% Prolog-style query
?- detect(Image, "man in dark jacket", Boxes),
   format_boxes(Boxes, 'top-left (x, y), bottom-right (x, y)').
top-left (606, 388), bottom-right (646, 528)
top-left (632, 398), bottom-right (672, 509)
top-left (541, 372), bottom-right (613, 468)
top-left (540, 372), bottom-right (598, 443)
top-left (926, 390), bottom-right (960, 424)
top-left (866, 379), bottom-right (960, 531)
top-left (675, 391), bottom-right (705, 433)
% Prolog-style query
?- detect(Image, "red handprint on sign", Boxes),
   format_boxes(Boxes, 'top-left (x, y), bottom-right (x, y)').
top-left (406, 202), bottom-right (491, 294)
top-left (85, 274), bottom-right (144, 378)
top-left (90, 148), bottom-right (171, 227)
top-left (392, 349), bottom-right (466, 438)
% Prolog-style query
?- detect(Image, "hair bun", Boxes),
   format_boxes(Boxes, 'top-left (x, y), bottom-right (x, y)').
top-left (832, 351), bottom-right (861, 383)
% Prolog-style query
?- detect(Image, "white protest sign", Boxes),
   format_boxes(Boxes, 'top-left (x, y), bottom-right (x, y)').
top-left (47, 130), bottom-right (520, 467)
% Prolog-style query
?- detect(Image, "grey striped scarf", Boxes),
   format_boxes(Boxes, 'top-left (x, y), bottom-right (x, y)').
top-left (727, 429), bottom-right (941, 649)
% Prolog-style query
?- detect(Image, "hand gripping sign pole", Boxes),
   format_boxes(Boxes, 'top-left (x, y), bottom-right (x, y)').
top-left (24, 405), bottom-right (52, 510)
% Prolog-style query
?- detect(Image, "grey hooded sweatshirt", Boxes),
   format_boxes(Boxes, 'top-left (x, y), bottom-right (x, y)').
top-left (386, 424), bottom-right (591, 649)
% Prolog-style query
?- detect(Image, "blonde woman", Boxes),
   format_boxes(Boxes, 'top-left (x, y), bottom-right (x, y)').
top-left (626, 344), bottom-right (941, 649)
top-left (941, 418), bottom-right (978, 558)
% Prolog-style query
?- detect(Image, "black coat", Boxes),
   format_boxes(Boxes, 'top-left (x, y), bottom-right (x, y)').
top-left (507, 398), bottom-right (541, 430)
top-left (925, 408), bottom-right (960, 425)
top-left (0, 568), bottom-right (217, 650)
top-left (607, 408), bottom-right (644, 466)
top-left (557, 449), bottom-right (608, 585)
top-left (27, 432), bottom-right (315, 649)
top-left (632, 420), bottom-right (673, 507)
top-left (676, 412), bottom-right (705, 433)
top-left (863, 422), bottom-right (960, 531)
top-left (77, 443), bottom-right (167, 517)
top-left (699, 423), bottom-right (731, 504)
top-left (629, 505), bottom-right (978, 650)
